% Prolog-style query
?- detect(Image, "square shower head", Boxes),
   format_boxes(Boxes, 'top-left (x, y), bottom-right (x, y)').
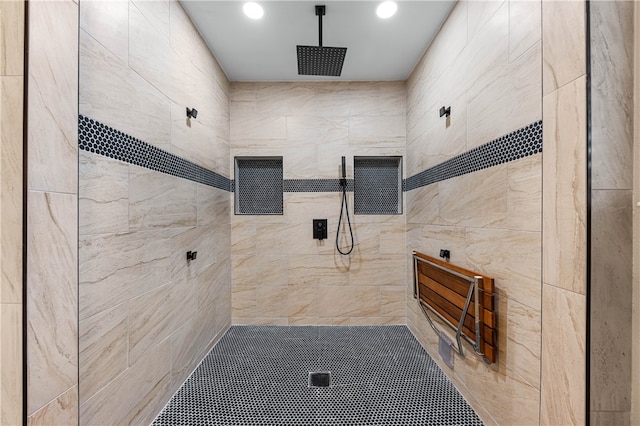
top-left (297, 45), bottom-right (347, 77)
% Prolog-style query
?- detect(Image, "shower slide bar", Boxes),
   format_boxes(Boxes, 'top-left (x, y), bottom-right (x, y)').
top-left (413, 251), bottom-right (497, 364)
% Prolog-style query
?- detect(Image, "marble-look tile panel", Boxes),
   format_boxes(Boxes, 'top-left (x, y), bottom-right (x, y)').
top-left (287, 285), bottom-right (318, 318)
top-left (467, 0), bottom-right (505, 39)
top-left (230, 114), bottom-right (287, 142)
top-left (465, 228), bottom-right (541, 311)
top-left (542, 0), bottom-right (586, 94)
top-left (129, 166), bottom-right (197, 230)
top-left (231, 284), bottom-right (256, 320)
top-left (317, 286), bottom-right (380, 318)
top-left (79, 151), bottom-right (129, 235)
top-left (80, 31), bottom-right (171, 149)
top-left (1, 76), bottom-right (23, 304)
top-left (590, 411), bottom-right (630, 426)
top-left (348, 116), bottom-right (406, 147)
top-left (253, 256), bottom-right (288, 287)
top-left (79, 231), bottom-right (167, 319)
top-left (509, 0), bottom-right (541, 62)
top-left (589, 189), bottom-right (632, 412)
top-left (79, 303), bottom-right (128, 402)
top-left (1, 303), bottom-right (22, 425)
top-left (286, 116), bottom-right (349, 146)
top-left (503, 154), bottom-right (542, 232)
top-left (590, 0), bottom-right (634, 190)
top-left (288, 317), bottom-right (351, 326)
top-left (348, 255), bottom-right (405, 287)
top-left (0, 0), bottom-right (24, 76)
top-left (379, 224), bottom-right (406, 255)
top-left (256, 286), bottom-right (289, 318)
top-left (28, 0), bottom-right (78, 193)
top-left (231, 221), bottom-right (257, 255)
top-left (380, 287), bottom-right (406, 317)
top-left (27, 386), bottom-right (78, 426)
top-left (128, 279), bottom-right (196, 364)
top-left (406, 185), bottom-right (440, 225)
top-left (467, 42), bottom-right (541, 148)
top-left (288, 255), bottom-right (349, 287)
top-left (80, 340), bottom-right (171, 426)
top-left (168, 226), bottom-right (217, 280)
top-left (542, 76), bottom-right (587, 294)
top-left (282, 146), bottom-right (319, 180)
top-left (196, 261), bottom-right (228, 311)
top-left (540, 284), bottom-right (586, 425)
top-left (411, 225), bottom-right (467, 266)
top-left (169, 317), bottom-right (201, 390)
top-left (349, 316), bottom-right (405, 326)
top-left (501, 298), bottom-right (541, 390)
top-left (197, 184), bottom-right (230, 227)
top-left (80, 0), bottom-right (128, 64)
top-left (27, 191), bottom-right (77, 415)
top-left (407, 1), bottom-right (467, 96)
top-left (437, 165), bottom-right (508, 228)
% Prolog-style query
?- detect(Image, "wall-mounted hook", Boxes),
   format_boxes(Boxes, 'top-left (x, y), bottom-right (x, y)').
top-left (439, 106), bottom-right (451, 118)
top-left (439, 249), bottom-right (450, 260)
top-left (186, 107), bottom-right (198, 119)
top-left (186, 250), bottom-right (198, 261)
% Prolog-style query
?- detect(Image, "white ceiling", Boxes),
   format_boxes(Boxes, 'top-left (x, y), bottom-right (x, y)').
top-left (180, 1), bottom-right (456, 82)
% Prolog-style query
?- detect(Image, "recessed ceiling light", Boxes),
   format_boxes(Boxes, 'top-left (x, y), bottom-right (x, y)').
top-left (376, 1), bottom-right (397, 19)
top-left (243, 2), bottom-right (263, 20)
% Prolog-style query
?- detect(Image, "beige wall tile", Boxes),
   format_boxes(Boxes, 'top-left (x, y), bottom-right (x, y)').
top-left (28, 0), bottom-right (78, 193)
top-left (590, 0), bottom-right (634, 191)
top-left (129, 166), bottom-right (197, 230)
top-left (80, 30), bottom-right (171, 149)
top-left (1, 303), bottom-right (22, 425)
top-left (542, 0), bottom-right (586, 94)
top-left (1, 76), bottom-right (24, 304)
top-left (348, 116), bottom-right (406, 147)
top-left (542, 76), bottom-right (587, 294)
top-left (380, 287), bottom-right (406, 317)
top-left (348, 255), bottom-right (405, 287)
top-left (467, 42), bottom-right (541, 147)
top-left (79, 303), bottom-right (128, 403)
top-left (0, 0), bottom-right (24, 76)
top-left (590, 190), bottom-right (632, 412)
top-left (465, 228), bottom-right (541, 311)
top-left (169, 317), bottom-right (201, 389)
top-left (128, 279), bottom-right (196, 364)
top-left (509, 0), bottom-right (541, 62)
top-left (80, 340), bottom-right (171, 426)
top-left (502, 298), bottom-right (541, 389)
top-left (256, 286), bottom-right (289, 318)
top-left (197, 184), bottom-right (230, 227)
top-left (540, 284), bottom-right (586, 425)
top-left (287, 285), bottom-right (318, 318)
top-left (232, 285), bottom-right (256, 320)
top-left (79, 151), bottom-right (130, 235)
top-left (27, 386), bottom-right (78, 426)
top-left (27, 191), bottom-right (78, 415)
top-left (80, 0), bottom-right (128, 64)
top-left (288, 255), bottom-right (349, 288)
top-left (317, 286), bottom-right (380, 318)
top-left (504, 154), bottom-right (542, 232)
top-left (590, 411), bottom-right (630, 426)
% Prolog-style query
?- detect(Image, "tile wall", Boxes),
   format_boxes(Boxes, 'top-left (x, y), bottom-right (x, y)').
top-left (540, 0), bottom-right (587, 424)
top-left (0, 0), bottom-right (24, 424)
top-left (25, 0), bottom-right (79, 424)
top-left (589, 1), bottom-right (634, 423)
top-left (405, 1), bottom-right (543, 424)
top-left (229, 82), bottom-right (407, 325)
top-left (78, 1), bottom-right (231, 424)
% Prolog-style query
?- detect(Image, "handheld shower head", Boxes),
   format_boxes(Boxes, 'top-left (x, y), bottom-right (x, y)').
top-left (341, 156), bottom-right (346, 179)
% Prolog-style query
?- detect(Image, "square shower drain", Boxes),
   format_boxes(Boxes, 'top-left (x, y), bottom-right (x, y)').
top-left (308, 371), bottom-right (331, 387)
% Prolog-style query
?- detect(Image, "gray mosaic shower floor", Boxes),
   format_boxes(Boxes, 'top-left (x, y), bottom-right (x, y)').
top-left (152, 325), bottom-right (483, 426)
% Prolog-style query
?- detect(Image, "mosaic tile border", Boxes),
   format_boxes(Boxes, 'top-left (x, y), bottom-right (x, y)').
top-left (405, 120), bottom-right (542, 191)
top-left (230, 179), bottom-right (355, 193)
top-left (78, 115), bottom-right (231, 192)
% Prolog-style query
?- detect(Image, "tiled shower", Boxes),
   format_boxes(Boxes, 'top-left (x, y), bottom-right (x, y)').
top-left (7, 0), bottom-right (618, 424)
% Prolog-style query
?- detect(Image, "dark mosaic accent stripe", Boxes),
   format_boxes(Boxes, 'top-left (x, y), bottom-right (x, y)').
top-left (78, 115), bottom-right (231, 192)
top-left (152, 325), bottom-right (484, 426)
top-left (405, 120), bottom-right (542, 191)
top-left (284, 179), bottom-right (354, 192)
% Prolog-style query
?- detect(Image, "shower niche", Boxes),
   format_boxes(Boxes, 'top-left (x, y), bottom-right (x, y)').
top-left (353, 156), bottom-right (402, 215)
top-left (234, 156), bottom-right (284, 215)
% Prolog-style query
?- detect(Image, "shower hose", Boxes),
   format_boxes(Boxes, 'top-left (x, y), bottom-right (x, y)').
top-left (336, 178), bottom-right (354, 255)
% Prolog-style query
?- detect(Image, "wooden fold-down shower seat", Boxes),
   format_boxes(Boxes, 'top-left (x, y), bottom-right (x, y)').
top-left (413, 251), bottom-right (497, 364)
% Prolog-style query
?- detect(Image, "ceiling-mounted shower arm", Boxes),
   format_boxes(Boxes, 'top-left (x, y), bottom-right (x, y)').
top-left (316, 5), bottom-right (325, 47)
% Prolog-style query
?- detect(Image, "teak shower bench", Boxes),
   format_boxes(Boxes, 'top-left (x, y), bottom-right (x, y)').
top-left (413, 251), bottom-right (497, 364)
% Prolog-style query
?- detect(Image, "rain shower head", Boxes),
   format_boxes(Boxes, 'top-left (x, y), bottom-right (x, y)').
top-left (297, 5), bottom-right (347, 77)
